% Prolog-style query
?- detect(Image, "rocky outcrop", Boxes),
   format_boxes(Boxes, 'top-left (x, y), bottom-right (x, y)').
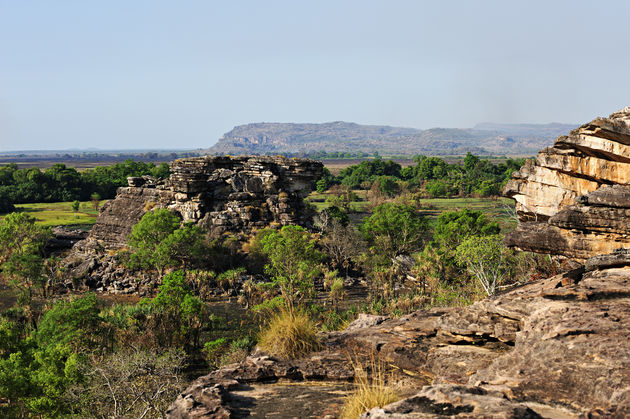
top-left (85, 156), bottom-right (322, 251)
top-left (67, 156), bottom-right (322, 293)
top-left (505, 108), bottom-right (630, 260)
top-left (167, 251), bottom-right (630, 417)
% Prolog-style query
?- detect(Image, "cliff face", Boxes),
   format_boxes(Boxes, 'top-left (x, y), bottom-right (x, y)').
top-left (86, 156), bottom-right (323, 251)
top-left (505, 107), bottom-right (630, 260)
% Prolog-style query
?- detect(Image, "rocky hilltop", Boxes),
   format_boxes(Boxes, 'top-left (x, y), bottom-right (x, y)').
top-left (67, 156), bottom-right (322, 292)
top-left (168, 110), bottom-right (630, 418)
top-left (505, 107), bottom-right (630, 260)
top-left (206, 121), bottom-right (575, 156)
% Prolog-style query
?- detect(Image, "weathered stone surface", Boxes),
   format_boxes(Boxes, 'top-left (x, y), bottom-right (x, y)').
top-left (167, 253), bottom-right (630, 417)
top-left (504, 108), bottom-right (630, 260)
top-left (361, 385), bottom-right (543, 418)
top-left (45, 227), bottom-right (89, 253)
top-left (505, 185), bottom-right (630, 259)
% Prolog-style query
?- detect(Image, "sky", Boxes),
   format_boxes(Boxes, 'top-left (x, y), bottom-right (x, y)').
top-left (1, 1), bottom-right (630, 151)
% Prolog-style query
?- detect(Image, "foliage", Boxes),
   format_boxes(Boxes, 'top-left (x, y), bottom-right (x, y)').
top-left (141, 271), bottom-right (207, 350)
top-left (320, 205), bottom-right (350, 226)
top-left (259, 225), bottom-right (324, 311)
top-left (361, 203), bottom-right (429, 259)
top-left (0, 212), bottom-right (52, 307)
top-left (126, 208), bottom-right (181, 274)
top-left (432, 209), bottom-right (500, 260)
top-left (337, 159), bottom-right (402, 189)
top-left (0, 160), bottom-right (171, 208)
top-left (330, 154), bottom-right (525, 199)
top-left (0, 294), bottom-right (108, 417)
top-left (258, 309), bottom-right (320, 359)
top-left (339, 357), bottom-right (399, 419)
top-left (316, 211), bottom-right (364, 274)
top-left (155, 222), bottom-right (210, 271)
top-left (455, 234), bottom-right (512, 296)
top-left (69, 348), bottom-right (186, 419)
top-left (216, 267), bottom-right (246, 293)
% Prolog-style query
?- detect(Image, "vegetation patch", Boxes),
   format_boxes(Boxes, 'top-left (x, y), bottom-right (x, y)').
top-left (258, 309), bottom-right (321, 359)
top-left (339, 358), bottom-right (400, 419)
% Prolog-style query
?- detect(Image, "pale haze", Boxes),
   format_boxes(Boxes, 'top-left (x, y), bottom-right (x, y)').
top-left (1, 0), bottom-right (629, 151)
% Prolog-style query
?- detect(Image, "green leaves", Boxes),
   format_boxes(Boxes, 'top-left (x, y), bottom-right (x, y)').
top-left (361, 203), bottom-right (429, 258)
top-left (127, 210), bottom-right (210, 273)
top-left (432, 209), bottom-right (499, 256)
top-left (145, 271), bottom-right (206, 350)
top-left (455, 234), bottom-right (511, 296)
top-left (0, 212), bottom-right (52, 305)
top-left (259, 225), bottom-right (323, 310)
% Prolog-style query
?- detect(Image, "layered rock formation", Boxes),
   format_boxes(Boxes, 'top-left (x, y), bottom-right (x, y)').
top-left (505, 107), bottom-right (630, 260)
top-left (83, 155), bottom-right (322, 251)
top-left (67, 156), bottom-right (322, 293)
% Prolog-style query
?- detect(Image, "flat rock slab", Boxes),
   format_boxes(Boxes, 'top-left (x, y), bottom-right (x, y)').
top-left (229, 381), bottom-right (347, 418)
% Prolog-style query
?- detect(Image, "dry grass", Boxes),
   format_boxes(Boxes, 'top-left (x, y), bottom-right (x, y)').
top-left (339, 357), bottom-right (400, 419)
top-left (258, 309), bottom-right (321, 359)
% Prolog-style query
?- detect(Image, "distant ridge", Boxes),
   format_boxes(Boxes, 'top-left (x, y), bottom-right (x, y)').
top-left (205, 121), bottom-right (577, 156)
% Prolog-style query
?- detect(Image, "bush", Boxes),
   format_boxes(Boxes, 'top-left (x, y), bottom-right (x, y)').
top-left (258, 310), bottom-right (320, 359)
top-left (339, 358), bottom-right (399, 419)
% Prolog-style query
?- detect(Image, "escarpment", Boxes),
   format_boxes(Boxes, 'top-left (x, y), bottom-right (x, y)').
top-left (505, 107), bottom-right (630, 260)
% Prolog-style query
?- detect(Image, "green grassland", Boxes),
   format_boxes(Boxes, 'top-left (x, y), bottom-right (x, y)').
top-left (307, 191), bottom-right (516, 231)
top-left (11, 200), bottom-right (107, 227)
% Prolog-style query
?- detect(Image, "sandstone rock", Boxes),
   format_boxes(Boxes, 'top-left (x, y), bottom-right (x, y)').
top-left (168, 251), bottom-right (630, 417)
top-left (504, 108), bottom-right (630, 260)
top-left (85, 156), bottom-right (322, 252)
top-left (361, 385), bottom-right (542, 418)
top-left (68, 156), bottom-right (322, 292)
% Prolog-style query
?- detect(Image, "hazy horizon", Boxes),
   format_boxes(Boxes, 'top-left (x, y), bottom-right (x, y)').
top-left (1, 1), bottom-right (629, 151)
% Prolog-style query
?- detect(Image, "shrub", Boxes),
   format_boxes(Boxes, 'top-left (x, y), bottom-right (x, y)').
top-left (258, 310), bottom-right (320, 359)
top-left (339, 358), bottom-right (399, 419)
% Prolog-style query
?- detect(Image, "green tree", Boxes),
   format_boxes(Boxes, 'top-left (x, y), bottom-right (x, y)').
top-left (259, 225), bottom-right (324, 312)
top-left (127, 209), bottom-right (181, 274)
top-left (71, 200), bottom-right (80, 213)
top-left (361, 203), bottom-right (429, 259)
top-left (455, 234), bottom-right (511, 296)
top-left (432, 209), bottom-right (500, 258)
top-left (155, 223), bottom-right (209, 272)
top-left (0, 295), bottom-right (105, 418)
top-left (90, 192), bottom-right (101, 211)
top-left (0, 213), bottom-right (52, 306)
top-left (142, 271), bottom-right (206, 350)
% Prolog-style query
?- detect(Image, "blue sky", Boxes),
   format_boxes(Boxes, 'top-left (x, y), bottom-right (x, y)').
top-left (1, 1), bottom-right (630, 151)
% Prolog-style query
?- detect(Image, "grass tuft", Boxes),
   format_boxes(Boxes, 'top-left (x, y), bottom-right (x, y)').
top-left (258, 309), bottom-right (320, 359)
top-left (339, 357), bottom-right (400, 419)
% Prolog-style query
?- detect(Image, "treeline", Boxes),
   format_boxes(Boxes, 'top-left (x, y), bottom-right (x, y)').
top-left (317, 153), bottom-right (526, 198)
top-left (0, 160), bottom-right (170, 213)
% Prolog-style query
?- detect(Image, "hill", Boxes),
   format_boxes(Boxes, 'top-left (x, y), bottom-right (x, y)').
top-left (205, 121), bottom-right (577, 156)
